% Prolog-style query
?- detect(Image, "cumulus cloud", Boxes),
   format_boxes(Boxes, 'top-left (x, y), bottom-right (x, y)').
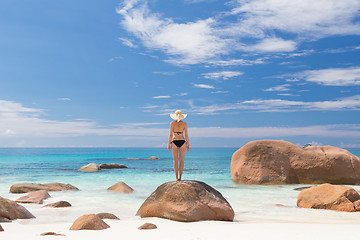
top-left (202, 71), bottom-right (243, 80)
top-left (298, 66), bottom-right (360, 86)
top-left (117, 0), bottom-right (360, 65)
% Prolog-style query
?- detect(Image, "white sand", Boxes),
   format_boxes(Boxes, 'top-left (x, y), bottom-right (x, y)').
top-left (1, 218), bottom-right (360, 240)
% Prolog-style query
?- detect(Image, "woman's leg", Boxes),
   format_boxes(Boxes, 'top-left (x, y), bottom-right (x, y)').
top-left (178, 143), bottom-right (186, 180)
top-left (171, 144), bottom-right (179, 180)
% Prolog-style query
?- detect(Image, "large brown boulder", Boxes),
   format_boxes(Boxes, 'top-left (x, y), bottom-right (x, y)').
top-left (0, 196), bottom-right (35, 221)
top-left (10, 183), bottom-right (78, 193)
top-left (99, 163), bottom-right (127, 169)
top-left (231, 140), bottom-right (360, 184)
top-left (107, 181), bottom-right (134, 194)
top-left (69, 214), bottom-right (110, 230)
top-left (297, 183), bottom-right (360, 212)
top-left (15, 190), bottom-right (50, 204)
top-left (136, 180), bottom-right (234, 222)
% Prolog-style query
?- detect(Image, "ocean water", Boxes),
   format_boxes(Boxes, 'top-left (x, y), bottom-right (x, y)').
top-left (1, 147), bottom-right (360, 225)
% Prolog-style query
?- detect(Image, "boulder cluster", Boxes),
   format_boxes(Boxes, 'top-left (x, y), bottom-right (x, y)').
top-left (231, 140), bottom-right (360, 185)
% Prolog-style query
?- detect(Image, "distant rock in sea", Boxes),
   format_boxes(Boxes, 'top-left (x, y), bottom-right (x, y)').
top-left (98, 163), bottom-right (127, 169)
top-left (96, 212), bottom-right (119, 220)
top-left (10, 183), bottom-right (79, 193)
top-left (43, 201), bottom-right (72, 208)
top-left (0, 196), bottom-right (35, 221)
top-left (70, 214), bottom-right (110, 231)
top-left (297, 183), bottom-right (360, 212)
top-left (40, 232), bottom-right (65, 236)
top-left (107, 181), bottom-right (134, 194)
top-left (147, 156), bottom-right (160, 159)
top-left (78, 163), bottom-right (100, 172)
top-left (138, 223), bottom-right (157, 230)
top-left (231, 140), bottom-right (360, 185)
top-left (15, 190), bottom-right (50, 204)
top-left (136, 180), bottom-right (234, 222)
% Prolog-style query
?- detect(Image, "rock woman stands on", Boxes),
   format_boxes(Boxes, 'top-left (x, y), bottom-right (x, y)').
top-left (168, 110), bottom-right (190, 181)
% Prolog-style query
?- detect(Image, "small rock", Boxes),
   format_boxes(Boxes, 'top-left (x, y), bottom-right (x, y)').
top-left (0, 217), bottom-right (11, 223)
top-left (138, 223), bottom-right (157, 230)
top-left (78, 163), bottom-right (100, 172)
top-left (96, 213), bottom-right (119, 220)
top-left (107, 181), bottom-right (134, 194)
top-left (15, 190), bottom-right (50, 204)
top-left (43, 201), bottom-right (72, 208)
top-left (293, 186), bottom-right (312, 191)
top-left (0, 224), bottom-right (3, 232)
top-left (99, 163), bottom-right (127, 169)
top-left (40, 232), bottom-right (65, 236)
top-left (70, 214), bottom-right (110, 231)
top-left (297, 183), bottom-right (360, 212)
top-left (0, 196), bottom-right (35, 220)
top-left (10, 183), bottom-right (78, 193)
top-left (147, 156), bottom-right (160, 159)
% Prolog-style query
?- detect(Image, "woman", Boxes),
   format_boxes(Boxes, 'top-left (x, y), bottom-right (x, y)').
top-left (168, 110), bottom-right (190, 181)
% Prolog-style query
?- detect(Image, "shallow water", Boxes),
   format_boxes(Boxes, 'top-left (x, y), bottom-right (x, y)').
top-left (1, 147), bottom-right (360, 224)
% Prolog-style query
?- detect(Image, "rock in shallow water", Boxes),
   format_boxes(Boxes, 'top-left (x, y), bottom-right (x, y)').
top-left (78, 163), bottom-right (100, 172)
top-left (15, 190), bottom-right (50, 204)
top-left (10, 183), bottom-right (78, 193)
top-left (70, 214), bottom-right (110, 231)
top-left (107, 181), bottom-right (134, 194)
top-left (0, 224), bottom-right (3, 231)
top-left (138, 223), bottom-right (157, 230)
top-left (98, 163), bottom-right (127, 169)
top-left (136, 180), bottom-right (234, 222)
top-left (297, 183), bottom-right (360, 212)
top-left (231, 140), bottom-right (360, 184)
top-left (0, 196), bottom-right (35, 220)
top-left (43, 201), bottom-right (72, 208)
top-left (40, 232), bottom-right (65, 236)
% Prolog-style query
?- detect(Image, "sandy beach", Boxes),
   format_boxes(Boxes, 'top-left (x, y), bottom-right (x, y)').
top-left (3, 218), bottom-right (360, 240)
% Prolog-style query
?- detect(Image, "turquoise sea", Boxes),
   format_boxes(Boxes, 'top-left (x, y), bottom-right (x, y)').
top-left (1, 147), bottom-right (360, 224)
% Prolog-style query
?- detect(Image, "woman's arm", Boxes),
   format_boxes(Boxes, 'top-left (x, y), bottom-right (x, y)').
top-left (168, 122), bottom-right (173, 151)
top-left (184, 122), bottom-right (190, 152)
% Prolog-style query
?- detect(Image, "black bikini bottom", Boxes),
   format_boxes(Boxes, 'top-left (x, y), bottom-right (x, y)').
top-left (172, 140), bottom-right (186, 148)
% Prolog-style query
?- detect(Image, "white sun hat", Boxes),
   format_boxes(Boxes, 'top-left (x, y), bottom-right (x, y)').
top-left (170, 110), bottom-right (187, 122)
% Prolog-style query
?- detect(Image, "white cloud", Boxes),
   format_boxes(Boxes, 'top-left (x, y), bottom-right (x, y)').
top-left (229, 0), bottom-right (360, 39)
top-left (209, 58), bottom-right (266, 66)
top-left (193, 83), bottom-right (215, 89)
top-left (244, 38), bottom-right (297, 53)
top-left (58, 98), bottom-right (71, 101)
top-left (176, 93), bottom-right (188, 96)
top-left (117, 0), bottom-right (360, 65)
top-left (263, 84), bottom-right (291, 92)
top-left (117, 0), bottom-right (228, 65)
top-left (118, 37), bottom-right (137, 48)
top-left (152, 95), bottom-right (171, 99)
top-left (202, 71), bottom-right (243, 80)
top-left (2, 100), bottom-right (360, 146)
top-left (299, 66), bottom-right (360, 86)
top-left (181, 95), bottom-right (360, 114)
top-left (212, 91), bottom-right (229, 94)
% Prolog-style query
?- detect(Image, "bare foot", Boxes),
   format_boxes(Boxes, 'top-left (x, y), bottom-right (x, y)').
top-left (176, 178), bottom-right (180, 181)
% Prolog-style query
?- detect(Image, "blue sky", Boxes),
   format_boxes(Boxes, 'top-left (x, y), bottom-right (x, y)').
top-left (1, 0), bottom-right (360, 148)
